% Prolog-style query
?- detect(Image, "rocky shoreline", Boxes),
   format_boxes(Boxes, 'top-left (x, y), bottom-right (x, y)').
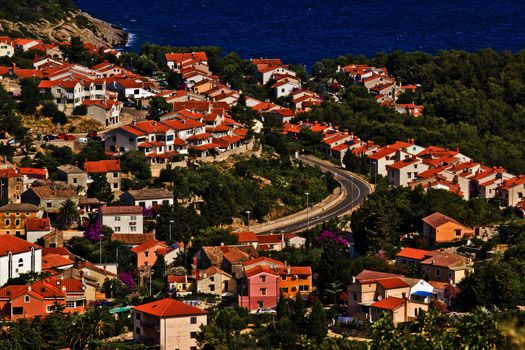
top-left (0, 10), bottom-right (128, 48)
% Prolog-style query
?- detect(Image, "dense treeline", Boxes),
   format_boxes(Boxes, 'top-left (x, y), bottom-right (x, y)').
top-left (0, 0), bottom-right (77, 22)
top-left (156, 155), bottom-right (336, 229)
top-left (350, 182), bottom-right (513, 254)
top-left (303, 49), bottom-right (525, 174)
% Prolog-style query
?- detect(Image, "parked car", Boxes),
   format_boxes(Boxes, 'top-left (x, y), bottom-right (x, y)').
top-left (136, 104), bottom-right (149, 111)
top-left (43, 135), bottom-right (56, 142)
top-left (256, 308), bottom-right (277, 315)
top-left (57, 133), bottom-right (76, 140)
top-left (78, 137), bottom-right (88, 143)
top-left (123, 101), bottom-right (136, 108)
top-left (87, 130), bottom-right (98, 138)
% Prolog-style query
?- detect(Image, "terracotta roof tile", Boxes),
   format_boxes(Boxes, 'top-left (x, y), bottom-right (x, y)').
top-left (133, 297), bottom-right (207, 317)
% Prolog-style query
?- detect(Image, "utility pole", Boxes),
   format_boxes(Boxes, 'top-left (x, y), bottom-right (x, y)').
top-left (149, 269), bottom-right (155, 296)
top-left (99, 234), bottom-right (104, 263)
top-left (245, 210), bottom-right (251, 231)
top-left (169, 220), bottom-right (174, 241)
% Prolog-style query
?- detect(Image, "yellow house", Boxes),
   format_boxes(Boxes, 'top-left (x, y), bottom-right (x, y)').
top-left (0, 203), bottom-right (40, 236)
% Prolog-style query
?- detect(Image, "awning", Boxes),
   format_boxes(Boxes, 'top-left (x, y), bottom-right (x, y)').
top-left (412, 290), bottom-right (433, 297)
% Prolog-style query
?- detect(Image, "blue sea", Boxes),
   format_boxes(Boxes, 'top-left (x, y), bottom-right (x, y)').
top-left (77, 0), bottom-right (525, 68)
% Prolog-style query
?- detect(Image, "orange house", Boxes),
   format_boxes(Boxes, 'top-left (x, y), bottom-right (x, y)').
top-left (276, 266), bottom-right (312, 299)
top-left (0, 278), bottom-right (86, 320)
top-left (422, 212), bottom-right (474, 243)
top-left (131, 239), bottom-right (168, 270)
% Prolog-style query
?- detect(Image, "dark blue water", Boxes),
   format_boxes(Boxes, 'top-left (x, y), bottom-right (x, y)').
top-left (77, 0), bottom-right (525, 67)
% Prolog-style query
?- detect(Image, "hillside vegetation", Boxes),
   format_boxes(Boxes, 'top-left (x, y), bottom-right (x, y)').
top-left (0, 0), bottom-right (77, 22)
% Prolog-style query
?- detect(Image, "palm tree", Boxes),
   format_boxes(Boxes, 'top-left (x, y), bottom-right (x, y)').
top-left (324, 281), bottom-right (344, 305)
top-left (58, 199), bottom-right (79, 230)
top-left (69, 307), bottom-right (112, 349)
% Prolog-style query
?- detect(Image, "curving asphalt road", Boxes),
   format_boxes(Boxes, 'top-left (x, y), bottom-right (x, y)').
top-left (256, 155), bottom-right (372, 234)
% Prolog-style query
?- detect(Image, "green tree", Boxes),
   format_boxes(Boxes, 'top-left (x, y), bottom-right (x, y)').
top-left (19, 77), bottom-right (41, 114)
top-left (57, 199), bottom-right (79, 230)
top-left (87, 173), bottom-right (114, 203)
top-left (307, 300), bottom-right (328, 342)
top-left (120, 150), bottom-right (152, 182)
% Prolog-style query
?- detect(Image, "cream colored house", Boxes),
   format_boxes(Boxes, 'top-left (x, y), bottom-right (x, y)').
top-left (196, 266), bottom-right (236, 297)
top-left (133, 298), bottom-right (207, 350)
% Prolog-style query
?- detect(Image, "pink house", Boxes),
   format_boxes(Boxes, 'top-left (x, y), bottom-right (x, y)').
top-left (238, 265), bottom-right (279, 312)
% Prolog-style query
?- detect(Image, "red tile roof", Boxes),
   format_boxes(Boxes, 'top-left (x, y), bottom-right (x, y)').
top-left (235, 231), bottom-right (257, 243)
top-left (133, 297), bottom-right (207, 317)
top-left (355, 270), bottom-right (400, 281)
top-left (387, 158), bottom-right (419, 170)
top-left (422, 212), bottom-right (463, 228)
top-left (42, 254), bottom-right (74, 270)
top-left (165, 52), bottom-right (208, 63)
top-left (420, 252), bottom-right (466, 268)
top-left (167, 275), bottom-right (193, 283)
top-left (84, 160), bottom-right (120, 173)
top-left (131, 239), bottom-right (167, 254)
top-left (245, 265), bottom-right (279, 278)
top-left (371, 297), bottom-right (405, 310)
top-left (111, 233), bottom-right (155, 245)
top-left (0, 235), bottom-right (41, 256)
top-left (396, 247), bottom-right (434, 261)
top-left (242, 256), bottom-right (285, 267)
top-left (18, 167), bottom-right (47, 177)
top-left (376, 277), bottom-right (410, 289)
top-left (25, 218), bottom-right (51, 232)
top-left (99, 206), bottom-right (143, 215)
top-left (368, 147), bottom-right (397, 160)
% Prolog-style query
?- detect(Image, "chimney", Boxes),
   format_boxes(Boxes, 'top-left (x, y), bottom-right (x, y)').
top-left (220, 242), bottom-right (224, 246)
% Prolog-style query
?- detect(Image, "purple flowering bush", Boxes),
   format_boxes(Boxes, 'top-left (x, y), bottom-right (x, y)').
top-left (118, 272), bottom-right (135, 290)
top-left (318, 230), bottom-right (349, 246)
top-left (84, 220), bottom-right (102, 241)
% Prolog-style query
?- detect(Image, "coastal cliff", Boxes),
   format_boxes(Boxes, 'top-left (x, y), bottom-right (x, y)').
top-left (0, 11), bottom-right (128, 48)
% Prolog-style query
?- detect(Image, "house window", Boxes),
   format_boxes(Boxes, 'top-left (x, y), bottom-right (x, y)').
top-left (24, 295), bottom-right (30, 303)
top-left (260, 288), bottom-right (267, 296)
top-left (353, 293), bottom-right (357, 301)
top-left (299, 285), bottom-right (309, 292)
top-left (12, 307), bottom-right (23, 315)
top-left (436, 269), bottom-right (441, 276)
top-left (130, 216), bottom-right (137, 221)
top-left (209, 284), bottom-right (215, 292)
top-left (190, 316), bottom-right (197, 324)
top-left (281, 275), bottom-right (287, 281)
top-left (15, 219), bottom-right (20, 226)
top-left (144, 251), bottom-right (149, 258)
top-left (258, 301), bottom-right (264, 308)
top-left (280, 288), bottom-right (288, 293)
top-left (190, 332), bottom-right (197, 339)
top-left (115, 216), bottom-right (121, 221)
top-left (260, 276), bottom-right (266, 283)
top-left (18, 258), bottom-right (23, 268)
top-left (130, 226), bottom-right (137, 232)
top-left (5, 219), bottom-right (9, 226)
top-left (113, 183), bottom-right (118, 189)
top-left (46, 202), bottom-right (52, 208)
top-left (135, 327), bottom-right (141, 335)
top-left (113, 172), bottom-right (118, 177)
top-left (73, 178), bottom-right (78, 184)
top-left (66, 301), bottom-right (75, 308)
top-left (136, 313), bottom-right (141, 320)
top-left (114, 227), bottom-right (121, 232)
top-left (46, 305), bottom-right (54, 313)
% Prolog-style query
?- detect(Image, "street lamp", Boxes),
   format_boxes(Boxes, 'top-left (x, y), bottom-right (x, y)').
top-left (169, 220), bottom-right (174, 241)
top-left (149, 268), bottom-right (155, 297)
top-left (304, 192), bottom-right (310, 231)
top-left (245, 210), bottom-right (251, 231)
top-left (99, 234), bottom-right (105, 263)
